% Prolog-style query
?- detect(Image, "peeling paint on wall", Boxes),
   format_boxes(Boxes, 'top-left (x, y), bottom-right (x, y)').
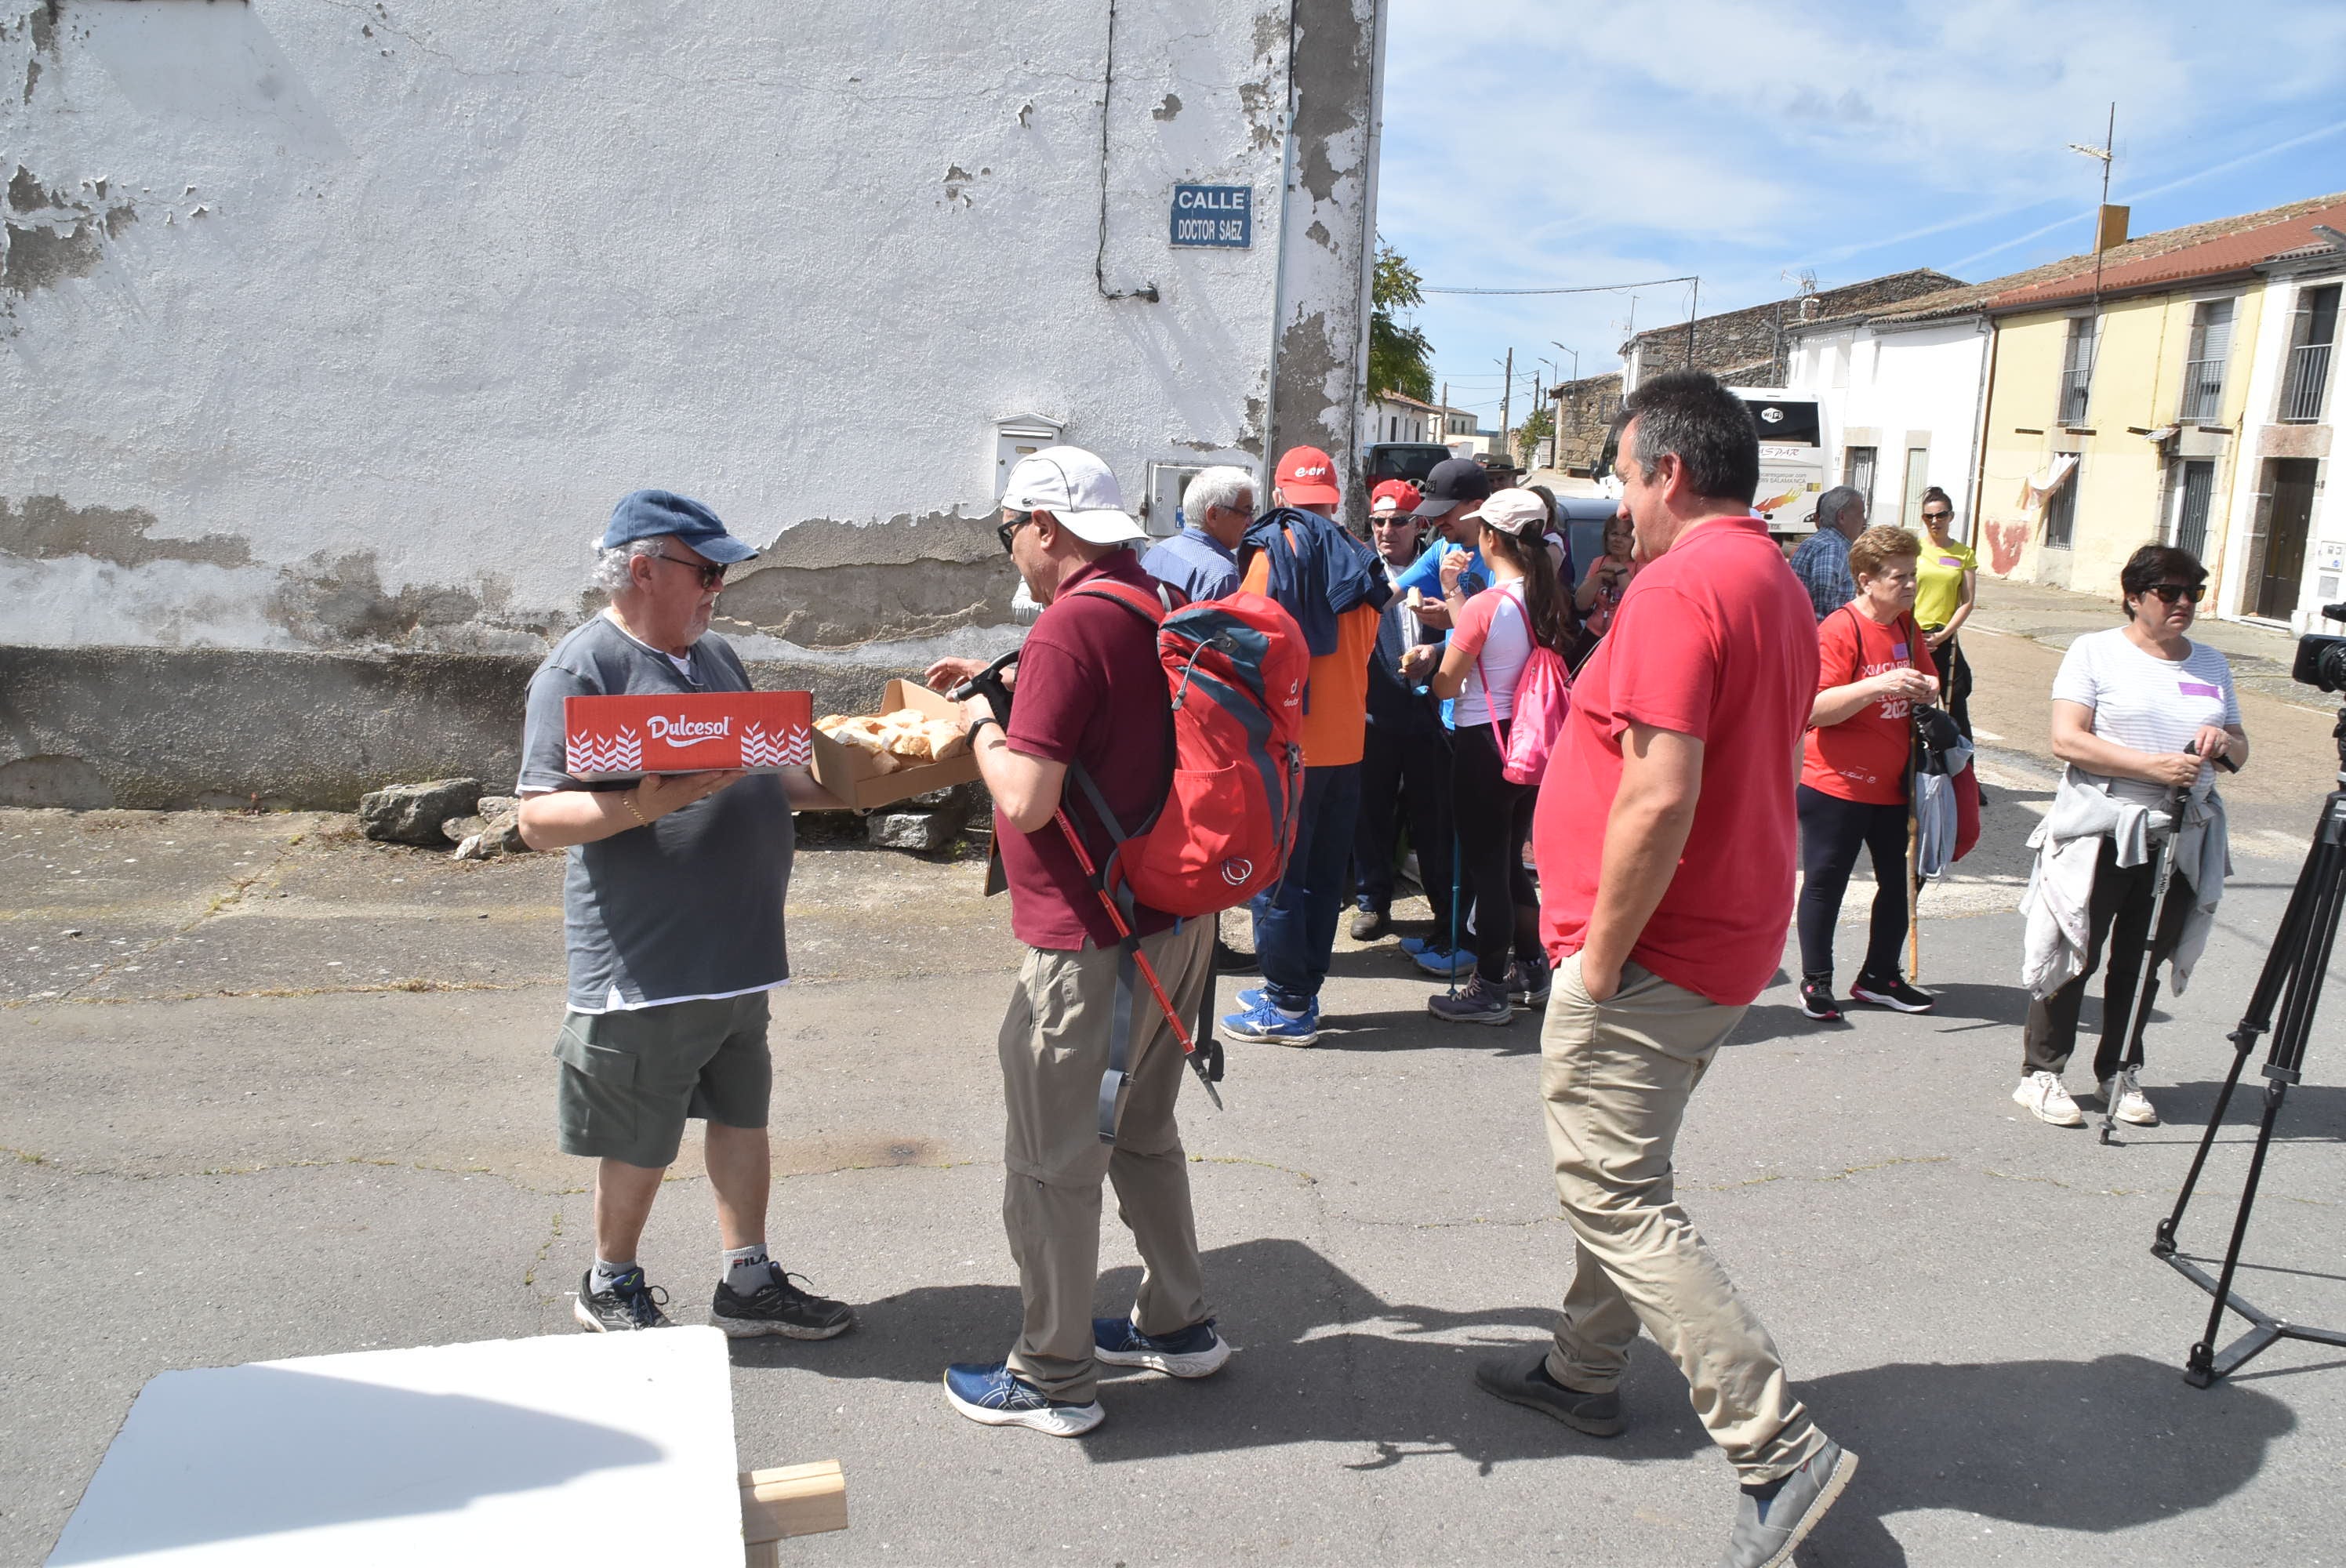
top-left (1, 163), bottom-right (137, 298)
top-left (0, 495), bottom-right (253, 568)
top-left (717, 561), bottom-right (1014, 648)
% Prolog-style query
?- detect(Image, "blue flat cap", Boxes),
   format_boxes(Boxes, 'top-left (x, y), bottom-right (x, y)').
top-left (601, 490), bottom-right (759, 564)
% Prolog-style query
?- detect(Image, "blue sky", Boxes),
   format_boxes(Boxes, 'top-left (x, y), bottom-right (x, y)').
top-left (1377, 0), bottom-right (2346, 433)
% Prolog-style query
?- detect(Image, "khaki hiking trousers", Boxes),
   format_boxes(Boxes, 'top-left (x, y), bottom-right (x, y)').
top-left (997, 918), bottom-right (1215, 1403)
top-left (1541, 953), bottom-right (1829, 1483)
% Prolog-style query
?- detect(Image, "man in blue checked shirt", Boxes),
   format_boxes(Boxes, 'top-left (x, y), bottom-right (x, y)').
top-left (1787, 486), bottom-right (1867, 622)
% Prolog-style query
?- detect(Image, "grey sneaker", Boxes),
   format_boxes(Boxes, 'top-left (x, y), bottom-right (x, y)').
top-left (1429, 974), bottom-right (1513, 1025)
top-left (1473, 1348), bottom-right (1625, 1436)
top-left (1721, 1442), bottom-right (1858, 1568)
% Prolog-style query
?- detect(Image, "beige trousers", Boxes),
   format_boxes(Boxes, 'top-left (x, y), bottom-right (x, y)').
top-left (998, 918), bottom-right (1215, 1403)
top-left (1541, 953), bottom-right (1828, 1483)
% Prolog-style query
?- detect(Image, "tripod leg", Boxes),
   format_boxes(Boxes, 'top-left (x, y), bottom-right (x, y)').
top-left (2185, 817), bottom-right (2346, 1382)
top-left (2157, 819), bottom-right (2333, 1253)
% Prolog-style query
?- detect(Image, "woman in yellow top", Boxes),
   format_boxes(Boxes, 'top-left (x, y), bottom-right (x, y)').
top-left (1911, 486), bottom-right (1977, 737)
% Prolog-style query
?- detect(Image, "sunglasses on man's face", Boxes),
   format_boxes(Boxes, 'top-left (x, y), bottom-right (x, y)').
top-left (2145, 583), bottom-right (2204, 605)
top-left (649, 550), bottom-right (727, 590)
top-left (997, 510), bottom-right (1033, 554)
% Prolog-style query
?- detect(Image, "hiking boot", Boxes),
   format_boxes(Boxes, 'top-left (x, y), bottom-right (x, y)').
top-left (710, 1266), bottom-right (856, 1340)
top-left (1093, 1316), bottom-right (1232, 1378)
top-left (1799, 978), bottom-right (1843, 1022)
top-left (1213, 938), bottom-right (1258, 974)
top-left (1851, 971), bottom-right (1934, 1012)
top-left (1429, 975), bottom-right (1513, 1025)
top-left (1722, 1442), bottom-right (1858, 1568)
top-left (1505, 956), bottom-right (1553, 1009)
top-left (1473, 1348), bottom-right (1625, 1436)
top-left (574, 1266), bottom-right (671, 1332)
top-left (2101, 1068), bottom-right (2159, 1127)
top-left (1349, 905), bottom-right (1391, 942)
top-left (2014, 1070), bottom-right (2084, 1127)
top-left (1222, 996), bottom-right (1320, 1047)
top-left (942, 1362), bottom-right (1103, 1437)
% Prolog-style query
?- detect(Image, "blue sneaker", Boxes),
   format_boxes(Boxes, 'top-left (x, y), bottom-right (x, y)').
top-left (941, 1362), bottom-right (1103, 1436)
top-left (1093, 1316), bottom-right (1233, 1378)
top-left (1233, 986), bottom-right (1267, 1012)
top-left (1220, 996), bottom-right (1320, 1047)
top-left (1411, 944), bottom-right (1476, 978)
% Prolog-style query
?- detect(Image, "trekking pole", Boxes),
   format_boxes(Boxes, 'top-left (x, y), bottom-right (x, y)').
top-left (2099, 746), bottom-right (2204, 1146)
top-left (1048, 808), bottom-right (1222, 1109)
top-left (1907, 710), bottom-right (1923, 984)
top-left (1448, 821), bottom-right (1465, 999)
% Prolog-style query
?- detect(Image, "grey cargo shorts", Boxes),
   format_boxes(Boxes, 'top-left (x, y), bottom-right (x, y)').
top-left (553, 990), bottom-right (772, 1169)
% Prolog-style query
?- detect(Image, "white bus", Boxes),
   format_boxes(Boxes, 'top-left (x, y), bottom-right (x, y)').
top-left (1733, 389), bottom-right (1827, 538)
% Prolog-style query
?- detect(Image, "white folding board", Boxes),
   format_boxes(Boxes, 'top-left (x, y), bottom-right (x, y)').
top-left (48, 1327), bottom-right (743, 1566)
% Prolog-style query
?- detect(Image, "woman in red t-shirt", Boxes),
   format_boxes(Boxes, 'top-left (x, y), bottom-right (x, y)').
top-left (1796, 525), bottom-right (1941, 1022)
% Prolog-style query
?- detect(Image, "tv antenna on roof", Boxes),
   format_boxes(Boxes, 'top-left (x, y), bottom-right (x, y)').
top-left (2068, 102), bottom-right (2118, 301)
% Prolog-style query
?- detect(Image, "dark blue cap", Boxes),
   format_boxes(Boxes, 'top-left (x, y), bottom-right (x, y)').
top-left (600, 489), bottom-right (759, 564)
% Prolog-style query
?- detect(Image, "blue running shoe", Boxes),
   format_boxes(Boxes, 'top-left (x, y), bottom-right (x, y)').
top-left (1411, 944), bottom-right (1476, 978)
top-left (1094, 1316), bottom-right (1233, 1378)
top-left (1233, 986), bottom-right (1267, 1012)
top-left (942, 1362), bottom-right (1103, 1436)
top-left (1220, 996), bottom-right (1320, 1047)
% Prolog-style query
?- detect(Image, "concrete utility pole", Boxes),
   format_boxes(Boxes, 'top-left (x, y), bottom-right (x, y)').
top-left (1684, 278), bottom-right (1699, 369)
top-left (1440, 379), bottom-right (1449, 443)
top-left (1497, 348), bottom-right (1513, 462)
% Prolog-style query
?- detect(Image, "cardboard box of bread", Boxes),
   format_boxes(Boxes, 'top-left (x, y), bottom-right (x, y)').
top-left (808, 678), bottom-right (979, 809)
top-left (563, 691), bottom-right (814, 780)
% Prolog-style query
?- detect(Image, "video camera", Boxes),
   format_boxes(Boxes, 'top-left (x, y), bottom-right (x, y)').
top-left (2291, 603), bottom-right (2346, 693)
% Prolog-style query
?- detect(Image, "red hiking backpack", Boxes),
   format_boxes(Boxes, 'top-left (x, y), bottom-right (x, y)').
top-left (1064, 582), bottom-right (1309, 920)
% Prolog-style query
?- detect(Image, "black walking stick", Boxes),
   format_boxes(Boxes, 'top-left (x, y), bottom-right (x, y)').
top-left (2098, 742), bottom-right (2233, 1145)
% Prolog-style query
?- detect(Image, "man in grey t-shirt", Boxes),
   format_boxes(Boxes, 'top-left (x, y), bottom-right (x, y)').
top-left (518, 489), bottom-right (856, 1339)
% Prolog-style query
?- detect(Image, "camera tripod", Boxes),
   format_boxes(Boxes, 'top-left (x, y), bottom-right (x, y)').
top-left (2152, 710), bottom-right (2346, 1386)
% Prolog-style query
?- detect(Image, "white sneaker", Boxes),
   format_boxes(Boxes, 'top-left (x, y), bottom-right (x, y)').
top-left (2014, 1071), bottom-right (2084, 1127)
top-left (2101, 1069), bottom-right (2159, 1127)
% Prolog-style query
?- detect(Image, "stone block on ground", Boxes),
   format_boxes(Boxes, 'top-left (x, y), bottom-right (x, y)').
top-left (360, 779), bottom-right (483, 845)
top-left (867, 804), bottom-right (968, 854)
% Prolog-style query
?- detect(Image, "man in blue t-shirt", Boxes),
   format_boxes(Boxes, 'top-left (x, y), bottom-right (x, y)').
top-left (518, 490), bottom-right (857, 1343)
top-left (1393, 456), bottom-right (1494, 613)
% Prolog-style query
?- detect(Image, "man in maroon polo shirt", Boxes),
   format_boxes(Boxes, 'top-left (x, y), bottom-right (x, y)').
top-left (1473, 374), bottom-right (1857, 1568)
top-left (921, 446), bottom-right (1229, 1438)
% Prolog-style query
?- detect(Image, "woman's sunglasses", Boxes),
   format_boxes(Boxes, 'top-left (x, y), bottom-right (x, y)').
top-left (2145, 583), bottom-right (2204, 605)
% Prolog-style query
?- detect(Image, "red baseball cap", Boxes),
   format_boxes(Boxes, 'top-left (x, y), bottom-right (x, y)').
top-left (1274, 446), bottom-right (1342, 506)
top-left (1370, 480), bottom-right (1422, 514)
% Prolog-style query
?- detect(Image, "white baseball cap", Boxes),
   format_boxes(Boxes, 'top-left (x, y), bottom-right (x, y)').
top-left (1000, 446), bottom-right (1147, 546)
top-left (1461, 488), bottom-right (1551, 538)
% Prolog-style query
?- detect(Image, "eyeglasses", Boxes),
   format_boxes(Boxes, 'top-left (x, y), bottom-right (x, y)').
top-left (648, 550), bottom-right (727, 590)
top-left (2145, 583), bottom-right (2204, 605)
top-left (997, 510), bottom-right (1035, 554)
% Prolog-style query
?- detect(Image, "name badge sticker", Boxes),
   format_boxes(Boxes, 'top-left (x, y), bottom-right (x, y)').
top-left (1938, 555), bottom-right (1964, 568)
top-left (1891, 641), bottom-right (1910, 660)
top-left (2179, 680), bottom-right (2222, 699)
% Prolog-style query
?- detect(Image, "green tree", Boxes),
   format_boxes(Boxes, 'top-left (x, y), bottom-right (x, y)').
top-left (1368, 241), bottom-right (1435, 405)
top-left (1514, 407), bottom-right (1554, 463)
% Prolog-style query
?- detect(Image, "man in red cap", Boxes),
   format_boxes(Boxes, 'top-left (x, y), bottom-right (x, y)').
top-left (1220, 447), bottom-right (1391, 1046)
top-left (1349, 480), bottom-right (1451, 941)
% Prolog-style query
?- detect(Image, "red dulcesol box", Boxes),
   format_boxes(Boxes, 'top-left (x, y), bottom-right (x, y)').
top-left (563, 691), bottom-right (814, 780)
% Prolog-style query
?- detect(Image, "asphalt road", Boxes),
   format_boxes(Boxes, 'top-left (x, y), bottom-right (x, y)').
top-left (6, 595), bottom-right (2346, 1566)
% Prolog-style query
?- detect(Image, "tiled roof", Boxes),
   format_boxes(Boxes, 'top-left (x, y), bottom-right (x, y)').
top-left (1984, 197), bottom-right (2346, 310)
top-left (1864, 191), bottom-right (2346, 325)
top-left (1619, 270), bottom-right (1963, 387)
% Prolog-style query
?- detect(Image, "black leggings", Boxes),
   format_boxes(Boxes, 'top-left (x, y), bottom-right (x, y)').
top-left (1451, 721), bottom-right (1540, 983)
top-left (1925, 631), bottom-right (1973, 738)
top-left (1796, 783), bottom-right (1908, 984)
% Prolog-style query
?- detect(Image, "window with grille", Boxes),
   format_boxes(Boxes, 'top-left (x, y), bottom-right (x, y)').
top-left (2044, 467), bottom-right (2079, 549)
top-left (2060, 316), bottom-right (2099, 426)
top-left (2280, 283), bottom-right (2339, 425)
top-left (2178, 299), bottom-right (2234, 423)
top-left (2170, 459), bottom-right (2214, 557)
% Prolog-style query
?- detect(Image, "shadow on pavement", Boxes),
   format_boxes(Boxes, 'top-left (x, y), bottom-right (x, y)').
top-left (1799, 1354), bottom-right (2294, 1565)
top-left (2152, 1078), bottom-right (2346, 1142)
top-left (1305, 1004), bottom-right (1541, 1057)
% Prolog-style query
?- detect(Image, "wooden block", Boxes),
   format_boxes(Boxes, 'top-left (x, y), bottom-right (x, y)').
top-left (739, 1460), bottom-right (848, 1542)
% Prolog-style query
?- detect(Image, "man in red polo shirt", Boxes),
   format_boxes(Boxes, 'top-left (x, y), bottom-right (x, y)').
top-left (921, 446), bottom-right (1229, 1439)
top-left (1473, 373), bottom-right (1857, 1568)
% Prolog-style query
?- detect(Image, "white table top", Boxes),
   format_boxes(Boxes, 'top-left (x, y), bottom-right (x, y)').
top-left (49, 1328), bottom-right (743, 1566)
